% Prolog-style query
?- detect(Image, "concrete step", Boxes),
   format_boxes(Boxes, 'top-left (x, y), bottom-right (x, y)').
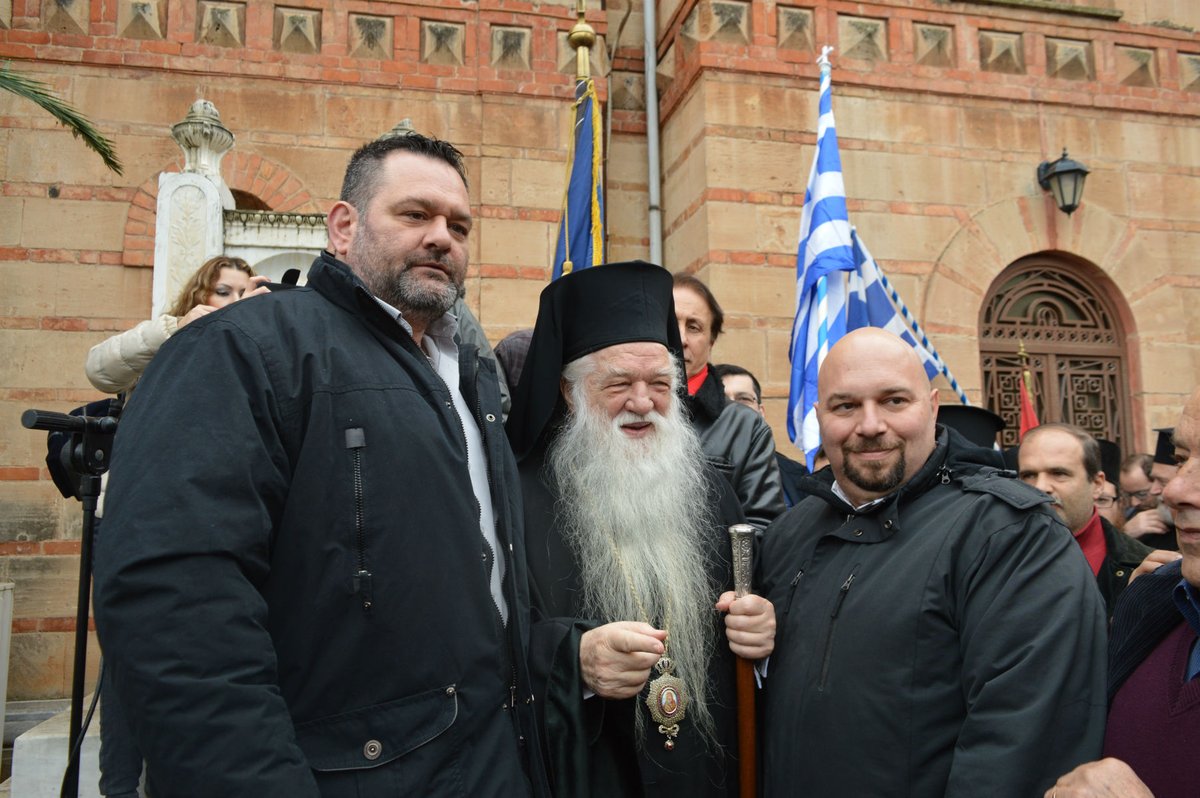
top-left (11, 699), bottom-right (101, 798)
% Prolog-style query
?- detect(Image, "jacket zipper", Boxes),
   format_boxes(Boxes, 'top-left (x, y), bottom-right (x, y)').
top-left (818, 569), bottom-right (857, 691)
top-left (345, 427), bottom-right (372, 613)
top-left (782, 568), bottom-right (805, 618)
top-left (450, 349), bottom-right (518, 718)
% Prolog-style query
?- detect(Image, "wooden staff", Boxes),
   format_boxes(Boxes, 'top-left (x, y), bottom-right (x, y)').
top-left (729, 523), bottom-right (757, 798)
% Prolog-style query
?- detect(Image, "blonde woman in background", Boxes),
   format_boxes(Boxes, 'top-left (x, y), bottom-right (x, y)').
top-left (86, 255), bottom-right (269, 394)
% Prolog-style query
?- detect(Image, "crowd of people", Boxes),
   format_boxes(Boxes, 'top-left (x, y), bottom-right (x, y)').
top-left (82, 132), bottom-right (1197, 797)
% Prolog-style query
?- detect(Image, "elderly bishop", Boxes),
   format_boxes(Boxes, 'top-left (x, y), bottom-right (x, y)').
top-left (507, 262), bottom-right (774, 797)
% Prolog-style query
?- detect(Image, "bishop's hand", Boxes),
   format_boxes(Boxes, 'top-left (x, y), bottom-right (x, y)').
top-left (716, 591), bottom-right (776, 660)
top-left (580, 621), bottom-right (668, 699)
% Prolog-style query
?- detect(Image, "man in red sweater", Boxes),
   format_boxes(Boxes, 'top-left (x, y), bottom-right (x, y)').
top-left (1017, 423), bottom-right (1153, 619)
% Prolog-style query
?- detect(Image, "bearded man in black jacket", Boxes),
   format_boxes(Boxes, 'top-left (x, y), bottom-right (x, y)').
top-left (94, 134), bottom-right (550, 797)
top-left (758, 327), bottom-right (1106, 798)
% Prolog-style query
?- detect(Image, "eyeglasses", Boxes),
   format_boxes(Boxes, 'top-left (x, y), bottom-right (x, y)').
top-left (1095, 496), bottom-right (1118, 508)
top-left (1121, 488), bottom-right (1151, 502)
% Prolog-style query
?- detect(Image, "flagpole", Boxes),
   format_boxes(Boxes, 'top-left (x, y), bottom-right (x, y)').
top-left (1018, 339), bottom-right (1033, 394)
top-left (559, 3), bottom-right (595, 276)
top-left (568, 0), bottom-right (594, 82)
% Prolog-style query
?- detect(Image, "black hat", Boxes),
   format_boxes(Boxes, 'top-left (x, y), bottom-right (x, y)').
top-left (1153, 428), bottom-right (1175, 466)
top-left (505, 261), bottom-right (683, 460)
top-left (1096, 439), bottom-right (1121, 482)
top-left (937, 405), bottom-right (1005, 449)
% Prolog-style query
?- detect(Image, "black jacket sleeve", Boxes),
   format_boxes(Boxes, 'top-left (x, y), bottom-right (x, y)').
top-left (93, 316), bottom-right (319, 796)
top-left (946, 508), bottom-right (1107, 797)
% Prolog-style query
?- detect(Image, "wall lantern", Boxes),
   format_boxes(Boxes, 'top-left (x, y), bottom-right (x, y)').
top-left (1037, 148), bottom-right (1089, 215)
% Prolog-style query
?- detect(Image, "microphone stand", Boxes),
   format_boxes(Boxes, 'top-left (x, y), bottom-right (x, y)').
top-left (22, 403), bottom-right (121, 798)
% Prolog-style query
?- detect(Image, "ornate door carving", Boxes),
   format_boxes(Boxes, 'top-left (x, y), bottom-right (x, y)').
top-left (979, 258), bottom-right (1131, 452)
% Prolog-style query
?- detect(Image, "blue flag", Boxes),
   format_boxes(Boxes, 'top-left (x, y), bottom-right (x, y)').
top-left (553, 78), bottom-right (605, 280)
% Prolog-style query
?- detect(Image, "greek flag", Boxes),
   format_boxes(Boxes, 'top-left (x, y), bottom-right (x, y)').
top-left (847, 230), bottom-right (941, 381)
top-left (787, 56), bottom-right (856, 467)
top-left (788, 55), bottom-right (966, 468)
top-left (552, 78), bottom-right (605, 280)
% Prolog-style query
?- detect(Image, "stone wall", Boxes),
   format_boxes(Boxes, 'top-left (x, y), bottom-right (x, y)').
top-left (653, 0), bottom-right (1200, 451)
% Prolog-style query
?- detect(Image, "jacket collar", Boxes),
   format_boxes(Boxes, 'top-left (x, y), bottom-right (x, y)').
top-left (797, 426), bottom-right (995, 543)
top-left (683, 366), bottom-right (728, 424)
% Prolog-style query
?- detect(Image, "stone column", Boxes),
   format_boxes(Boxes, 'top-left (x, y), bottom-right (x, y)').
top-left (152, 100), bottom-right (235, 315)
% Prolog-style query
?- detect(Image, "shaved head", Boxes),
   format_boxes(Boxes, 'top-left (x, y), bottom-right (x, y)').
top-left (816, 329), bottom-right (939, 506)
top-left (818, 328), bottom-right (931, 403)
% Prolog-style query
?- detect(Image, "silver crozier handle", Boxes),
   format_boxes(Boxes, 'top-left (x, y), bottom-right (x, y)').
top-left (728, 524), bottom-right (755, 599)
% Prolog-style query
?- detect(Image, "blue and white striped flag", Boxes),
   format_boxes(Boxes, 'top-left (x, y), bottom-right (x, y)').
top-left (787, 55), bottom-right (856, 468)
top-left (846, 230), bottom-right (940, 380)
top-left (847, 228), bottom-right (970, 406)
top-left (787, 53), bottom-right (967, 469)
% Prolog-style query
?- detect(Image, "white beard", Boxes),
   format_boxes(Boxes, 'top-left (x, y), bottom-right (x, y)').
top-left (547, 378), bottom-right (719, 745)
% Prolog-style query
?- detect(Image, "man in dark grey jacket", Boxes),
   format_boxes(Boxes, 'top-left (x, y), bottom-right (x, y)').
top-left (759, 328), bottom-right (1106, 798)
top-left (94, 135), bottom-right (549, 796)
top-left (672, 274), bottom-right (785, 529)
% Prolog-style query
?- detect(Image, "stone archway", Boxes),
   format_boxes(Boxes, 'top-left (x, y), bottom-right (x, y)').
top-left (918, 194), bottom-right (1151, 445)
top-left (120, 151), bottom-right (320, 268)
top-left (979, 255), bottom-right (1134, 452)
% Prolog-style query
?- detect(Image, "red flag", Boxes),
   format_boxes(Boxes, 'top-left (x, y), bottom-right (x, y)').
top-left (1018, 375), bottom-right (1039, 441)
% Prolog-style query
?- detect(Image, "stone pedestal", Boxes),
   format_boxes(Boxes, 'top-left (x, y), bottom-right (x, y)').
top-left (11, 703), bottom-right (102, 798)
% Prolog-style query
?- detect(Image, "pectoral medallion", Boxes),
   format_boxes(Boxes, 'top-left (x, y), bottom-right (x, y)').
top-left (645, 656), bottom-right (688, 750)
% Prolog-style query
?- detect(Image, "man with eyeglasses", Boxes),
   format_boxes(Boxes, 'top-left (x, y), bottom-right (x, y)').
top-left (1097, 482), bottom-right (1124, 531)
top-left (1019, 423), bottom-right (1155, 619)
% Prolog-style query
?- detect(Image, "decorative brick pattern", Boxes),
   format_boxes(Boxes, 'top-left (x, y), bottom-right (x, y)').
top-left (117, 0), bottom-right (166, 40)
top-left (979, 30), bottom-right (1024, 74)
top-left (43, 0), bottom-right (87, 35)
top-left (421, 19), bottom-right (465, 66)
top-left (1181, 54), bottom-right (1200, 92)
top-left (349, 14), bottom-right (391, 60)
top-left (1046, 37), bottom-right (1094, 81)
top-left (839, 16), bottom-right (887, 62)
top-left (274, 7), bottom-right (321, 55)
top-left (610, 71), bottom-right (645, 111)
top-left (197, 2), bottom-right (246, 48)
top-left (777, 7), bottom-right (814, 53)
top-left (682, 0), bottom-right (750, 45)
top-left (1115, 45), bottom-right (1156, 88)
top-left (491, 26), bottom-right (531, 71)
top-left (915, 23), bottom-right (954, 68)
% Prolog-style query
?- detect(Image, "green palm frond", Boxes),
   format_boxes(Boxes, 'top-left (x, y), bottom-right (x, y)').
top-left (0, 62), bottom-right (123, 175)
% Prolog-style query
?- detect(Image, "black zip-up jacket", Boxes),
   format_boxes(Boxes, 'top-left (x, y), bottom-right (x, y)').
top-left (685, 370), bottom-right (785, 529)
top-left (95, 253), bottom-right (549, 797)
top-left (758, 427), bottom-right (1107, 798)
top-left (1098, 516), bottom-right (1153, 620)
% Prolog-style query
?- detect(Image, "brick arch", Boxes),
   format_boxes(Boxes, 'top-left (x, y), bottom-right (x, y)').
top-left (223, 151), bottom-right (320, 214)
top-left (120, 153), bottom-right (320, 268)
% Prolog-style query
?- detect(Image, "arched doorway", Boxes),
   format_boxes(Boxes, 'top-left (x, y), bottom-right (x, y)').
top-left (979, 255), bottom-right (1134, 453)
